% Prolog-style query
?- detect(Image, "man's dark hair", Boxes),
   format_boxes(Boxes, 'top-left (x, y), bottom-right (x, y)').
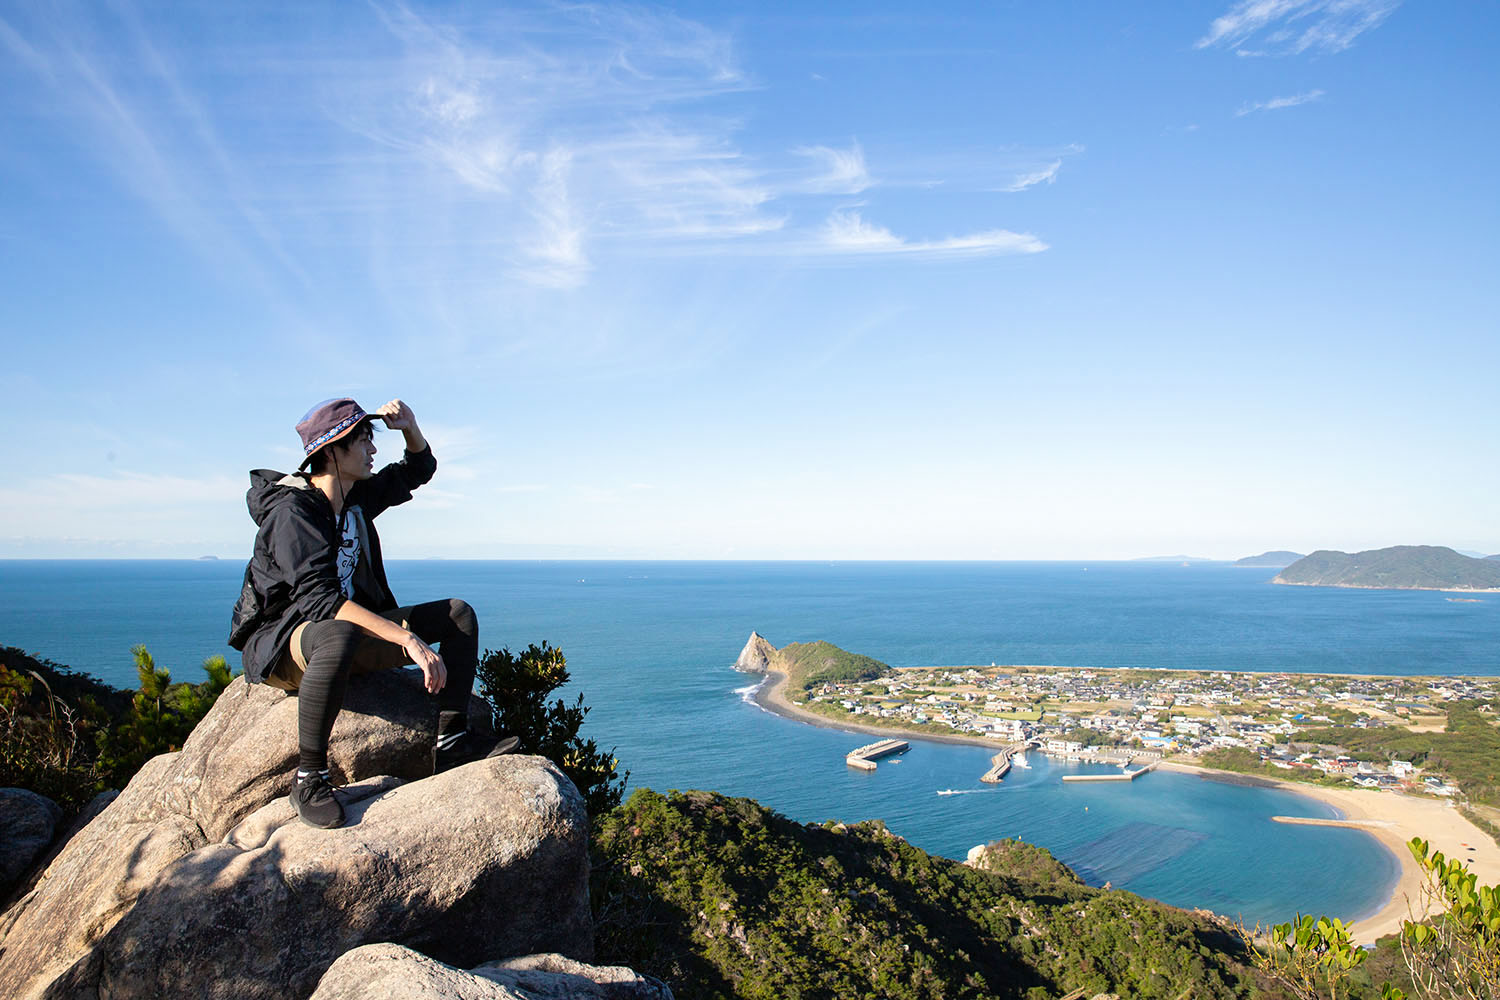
top-left (307, 421), bottom-right (375, 475)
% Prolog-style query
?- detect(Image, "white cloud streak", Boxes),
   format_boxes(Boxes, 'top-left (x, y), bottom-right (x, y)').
top-left (1001, 160), bottom-right (1061, 193)
top-left (1236, 89), bottom-right (1326, 115)
top-left (1197, 0), bottom-right (1400, 55)
top-left (792, 143), bottom-right (873, 194)
top-left (817, 210), bottom-right (1047, 258)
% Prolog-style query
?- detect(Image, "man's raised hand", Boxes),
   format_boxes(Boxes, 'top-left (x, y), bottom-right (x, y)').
top-left (374, 399), bottom-right (416, 431)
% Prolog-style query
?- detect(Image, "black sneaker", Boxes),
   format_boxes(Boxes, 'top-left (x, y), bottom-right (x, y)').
top-left (433, 732), bottom-right (521, 774)
top-left (289, 771), bottom-right (344, 829)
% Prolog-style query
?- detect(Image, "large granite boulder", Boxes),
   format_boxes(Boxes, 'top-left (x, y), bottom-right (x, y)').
top-left (311, 943), bottom-right (672, 1000)
top-left (18, 755), bottom-right (590, 1000)
top-left (0, 669), bottom-right (505, 1000)
top-left (0, 790), bottom-right (62, 896)
top-left (733, 631), bottom-right (776, 673)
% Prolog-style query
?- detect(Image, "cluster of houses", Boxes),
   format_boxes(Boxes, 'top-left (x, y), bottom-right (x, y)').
top-left (803, 665), bottom-right (1488, 796)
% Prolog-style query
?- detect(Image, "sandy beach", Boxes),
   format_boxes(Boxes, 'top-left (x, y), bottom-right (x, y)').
top-left (1159, 760), bottom-right (1500, 944)
top-left (746, 668), bottom-right (1500, 945)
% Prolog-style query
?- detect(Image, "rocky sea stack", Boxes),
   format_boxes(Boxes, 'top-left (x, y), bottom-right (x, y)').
top-left (732, 631), bottom-right (776, 673)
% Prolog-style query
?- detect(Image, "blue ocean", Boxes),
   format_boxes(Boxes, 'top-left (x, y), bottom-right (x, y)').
top-left (5, 559), bottom-right (1495, 927)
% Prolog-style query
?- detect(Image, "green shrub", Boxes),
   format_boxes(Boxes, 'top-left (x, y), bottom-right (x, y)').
top-left (474, 641), bottom-right (627, 817)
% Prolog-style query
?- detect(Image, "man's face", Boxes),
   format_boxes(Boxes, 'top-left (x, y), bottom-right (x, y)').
top-left (328, 425), bottom-right (376, 480)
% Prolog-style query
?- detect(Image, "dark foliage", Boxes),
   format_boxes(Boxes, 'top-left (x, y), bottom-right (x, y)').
top-left (593, 788), bottom-right (1267, 1000)
top-left (474, 641), bottom-right (628, 817)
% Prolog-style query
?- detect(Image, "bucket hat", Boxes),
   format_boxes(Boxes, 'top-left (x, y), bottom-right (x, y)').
top-left (296, 398), bottom-right (373, 471)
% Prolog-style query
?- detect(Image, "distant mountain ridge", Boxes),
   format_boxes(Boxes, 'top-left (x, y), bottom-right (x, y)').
top-left (1235, 550), bottom-right (1303, 568)
top-left (1274, 545), bottom-right (1500, 592)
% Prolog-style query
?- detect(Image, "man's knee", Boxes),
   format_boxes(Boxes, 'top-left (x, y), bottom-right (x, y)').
top-left (448, 598), bottom-right (477, 635)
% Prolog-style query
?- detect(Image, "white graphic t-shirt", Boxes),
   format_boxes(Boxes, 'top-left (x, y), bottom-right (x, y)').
top-left (336, 506), bottom-right (363, 598)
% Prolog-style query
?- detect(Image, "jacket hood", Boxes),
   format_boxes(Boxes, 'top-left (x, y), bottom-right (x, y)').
top-left (246, 468), bottom-right (324, 527)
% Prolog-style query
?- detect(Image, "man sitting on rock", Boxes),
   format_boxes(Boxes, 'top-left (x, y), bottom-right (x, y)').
top-left (229, 397), bottom-right (516, 829)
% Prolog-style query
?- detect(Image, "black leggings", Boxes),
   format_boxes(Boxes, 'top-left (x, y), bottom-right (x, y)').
top-left (294, 598), bottom-right (478, 773)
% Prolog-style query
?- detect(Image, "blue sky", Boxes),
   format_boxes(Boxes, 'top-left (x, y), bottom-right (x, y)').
top-left (2, 0), bottom-right (1496, 560)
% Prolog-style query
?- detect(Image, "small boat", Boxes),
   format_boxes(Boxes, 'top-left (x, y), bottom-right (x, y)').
top-left (1013, 754), bottom-right (1031, 769)
top-left (937, 789), bottom-right (961, 796)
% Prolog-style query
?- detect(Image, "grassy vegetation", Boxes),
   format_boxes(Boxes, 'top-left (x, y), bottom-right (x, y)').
top-left (775, 641), bottom-right (890, 694)
top-left (593, 788), bottom-right (1276, 1000)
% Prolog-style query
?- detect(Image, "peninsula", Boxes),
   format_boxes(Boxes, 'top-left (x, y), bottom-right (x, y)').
top-left (1274, 545), bottom-right (1500, 592)
top-left (733, 632), bottom-right (1500, 944)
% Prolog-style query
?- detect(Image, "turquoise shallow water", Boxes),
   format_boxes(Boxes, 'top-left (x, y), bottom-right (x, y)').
top-left (3, 558), bottom-right (1487, 926)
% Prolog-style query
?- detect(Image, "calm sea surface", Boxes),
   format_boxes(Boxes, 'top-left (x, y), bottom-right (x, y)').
top-left (5, 559), bottom-right (1495, 927)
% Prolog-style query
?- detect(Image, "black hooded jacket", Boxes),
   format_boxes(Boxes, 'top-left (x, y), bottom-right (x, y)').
top-left (228, 445), bottom-right (437, 683)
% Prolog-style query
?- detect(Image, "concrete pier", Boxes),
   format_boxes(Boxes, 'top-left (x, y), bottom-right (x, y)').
top-left (845, 738), bottom-right (910, 770)
top-left (1061, 760), bottom-right (1158, 783)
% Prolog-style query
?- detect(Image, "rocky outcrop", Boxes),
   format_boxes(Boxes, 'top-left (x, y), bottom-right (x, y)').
top-left (0, 665), bottom-right (558, 1000)
top-left (310, 944), bottom-right (672, 1000)
top-left (37, 759), bottom-right (589, 1000)
top-left (0, 790), bottom-right (62, 897)
top-left (733, 631), bottom-right (776, 673)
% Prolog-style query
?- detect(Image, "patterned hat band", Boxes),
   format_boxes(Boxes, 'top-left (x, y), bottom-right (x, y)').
top-left (295, 398), bottom-right (372, 470)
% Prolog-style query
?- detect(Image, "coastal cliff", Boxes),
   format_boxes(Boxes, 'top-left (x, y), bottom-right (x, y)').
top-left (732, 631), bottom-right (775, 673)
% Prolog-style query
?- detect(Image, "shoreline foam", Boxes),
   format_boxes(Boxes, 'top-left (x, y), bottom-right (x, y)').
top-left (746, 667), bottom-right (1500, 945)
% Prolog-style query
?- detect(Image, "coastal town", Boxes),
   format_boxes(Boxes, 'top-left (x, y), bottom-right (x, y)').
top-left (799, 664), bottom-right (1500, 797)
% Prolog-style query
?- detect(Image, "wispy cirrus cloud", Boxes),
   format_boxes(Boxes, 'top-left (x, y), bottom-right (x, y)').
top-left (792, 143), bottom-right (873, 194)
top-left (1197, 0), bottom-right (1400, 56)
top-left (1236, 89), bottom-right (1326, 115)
top-left (816, 210), bottom-right (1047, 258)
top-left (1000, 160), bottom-right (1061, 193)
top-left (3, 1), bottom-right (1051, 304)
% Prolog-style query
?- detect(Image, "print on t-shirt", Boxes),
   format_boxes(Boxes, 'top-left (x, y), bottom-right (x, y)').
top-left (337, 506), bottom-right (363, 598)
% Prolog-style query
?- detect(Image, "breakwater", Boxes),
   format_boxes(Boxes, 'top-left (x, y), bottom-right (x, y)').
top-left (846, 738), bottom-right (910, 771)
top-left (980, 741), bottom-right (1033, 783)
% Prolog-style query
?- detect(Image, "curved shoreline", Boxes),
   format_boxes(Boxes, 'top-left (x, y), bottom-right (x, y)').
top-left (747, 669), bottom-right (1011, 751)
top-left (1157, 761), bottom-right (1500, 944)
top-left (744, 668), bottom-right (1500, 945)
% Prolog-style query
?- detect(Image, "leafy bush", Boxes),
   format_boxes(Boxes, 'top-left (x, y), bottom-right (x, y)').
top-left (474, 641), bottom-right (627, 817)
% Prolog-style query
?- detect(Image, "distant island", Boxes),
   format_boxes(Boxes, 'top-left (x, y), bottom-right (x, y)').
top-left (1234, 550), bottom-right (1303, 568)
top-left (1274, 545), bottom-right (1500, 592)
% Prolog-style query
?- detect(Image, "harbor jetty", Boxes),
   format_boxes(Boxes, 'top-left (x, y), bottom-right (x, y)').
top-left (1061, 760), bottom-right (1159, 783)
top-left (845, 738), bottom-right (910, 771)
top-left (980, 741), bottom-right (1034, 783)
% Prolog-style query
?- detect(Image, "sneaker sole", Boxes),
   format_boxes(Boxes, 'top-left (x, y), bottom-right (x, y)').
top-left (486, 736), bottom-right (520, 757)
